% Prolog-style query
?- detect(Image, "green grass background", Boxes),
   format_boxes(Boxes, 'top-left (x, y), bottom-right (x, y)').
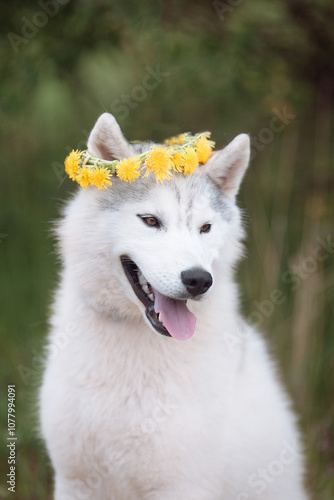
top-left (0, 1), bottom-right (333, 498)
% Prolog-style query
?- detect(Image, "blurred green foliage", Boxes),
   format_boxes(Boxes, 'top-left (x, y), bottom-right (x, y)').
top-left (0, 0), bottom-right (333, 498)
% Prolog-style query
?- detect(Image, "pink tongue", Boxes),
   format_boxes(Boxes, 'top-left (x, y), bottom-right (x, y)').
top-left (152, 287), bottom-right (196, 340)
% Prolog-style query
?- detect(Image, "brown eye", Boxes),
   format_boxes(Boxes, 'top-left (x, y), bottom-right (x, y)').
top-left (200, 223), bottom-right (211, 234)
top-left (145, 217), bottom-right (158, 226)
top-left (138, 215), bottom-right (161, 228)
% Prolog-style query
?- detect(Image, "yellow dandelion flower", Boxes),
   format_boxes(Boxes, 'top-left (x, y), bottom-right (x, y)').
top-left (196, 136), bottom-right (214, 163)
top-left (65, 149), bottom-right (81, 180)
top-left (182, 147), bottom-right (199, 176)
top-left (90, 166), bottom-right (112, 190)
top-left (144, 145), bottom-right (174, 183)
top-left (164, 133), bottom-right (188, 146)
top-left (116, 157), bottom-right (142, 183)
top-left (172, 151), bottom-right (185, 172)
top-left (76, 167), bottom-right (92, 189)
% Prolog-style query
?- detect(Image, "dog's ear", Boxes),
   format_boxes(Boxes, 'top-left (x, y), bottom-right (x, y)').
top-left (87, 113), bottom-right (134, 161)
top-left (203, 134), bottom-right (250, 200)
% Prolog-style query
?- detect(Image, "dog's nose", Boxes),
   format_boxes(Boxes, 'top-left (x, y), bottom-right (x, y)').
top-left (181, 268), bottom-right (213, 297)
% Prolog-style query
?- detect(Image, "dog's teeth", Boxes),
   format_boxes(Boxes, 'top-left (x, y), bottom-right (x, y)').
top-left (148, 293), bottom-right (154, 302)
top-left (138, 271), bottom-right (146, 286)
top-left (142, 284), bottom-right (149, 294)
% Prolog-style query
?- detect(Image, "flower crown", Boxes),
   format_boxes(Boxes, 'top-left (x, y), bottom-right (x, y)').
top-left (64, 132), bottom-right (215, 189)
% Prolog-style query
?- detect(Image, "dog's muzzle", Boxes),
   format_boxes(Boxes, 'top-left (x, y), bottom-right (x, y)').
top-left (120, 256), bottom-right (207, 340)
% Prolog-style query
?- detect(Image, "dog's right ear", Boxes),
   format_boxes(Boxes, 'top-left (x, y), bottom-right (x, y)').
top-left (203, 134), bottom-right (250, 200)
top-left (87, 113), bottom-right (134, 161)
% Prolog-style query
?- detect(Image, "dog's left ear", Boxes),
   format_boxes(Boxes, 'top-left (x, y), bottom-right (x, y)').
top-left (203, 134), bottom-right (250, 200)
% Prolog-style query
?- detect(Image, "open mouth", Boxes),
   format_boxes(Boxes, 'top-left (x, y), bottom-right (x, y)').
top-left (120, 256), bottom-right (196, 340)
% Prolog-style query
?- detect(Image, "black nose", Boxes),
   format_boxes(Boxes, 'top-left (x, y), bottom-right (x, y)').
top-left (181, 268), bottom-right (213, 297)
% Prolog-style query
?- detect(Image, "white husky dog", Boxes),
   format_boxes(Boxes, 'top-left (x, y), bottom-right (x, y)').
top-left (40, 113), bottom-right (308, 500)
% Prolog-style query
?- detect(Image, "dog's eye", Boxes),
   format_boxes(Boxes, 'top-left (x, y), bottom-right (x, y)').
top-left (200, 223), bottom-right (211, 234)
top-left (138, 215), bottom-right (161, 228)
top-left (144, 217), bottom-right (159, 227)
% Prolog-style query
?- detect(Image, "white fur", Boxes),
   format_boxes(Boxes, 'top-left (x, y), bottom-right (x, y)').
top-left (40, 114), bottom-right (308, 499)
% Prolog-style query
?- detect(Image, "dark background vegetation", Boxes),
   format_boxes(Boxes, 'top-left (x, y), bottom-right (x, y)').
top-left (0, 0), bottom-right (333, 498)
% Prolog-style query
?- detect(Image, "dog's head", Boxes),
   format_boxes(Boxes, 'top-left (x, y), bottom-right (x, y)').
top-left (58, 113), bottom-right (250, 340)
